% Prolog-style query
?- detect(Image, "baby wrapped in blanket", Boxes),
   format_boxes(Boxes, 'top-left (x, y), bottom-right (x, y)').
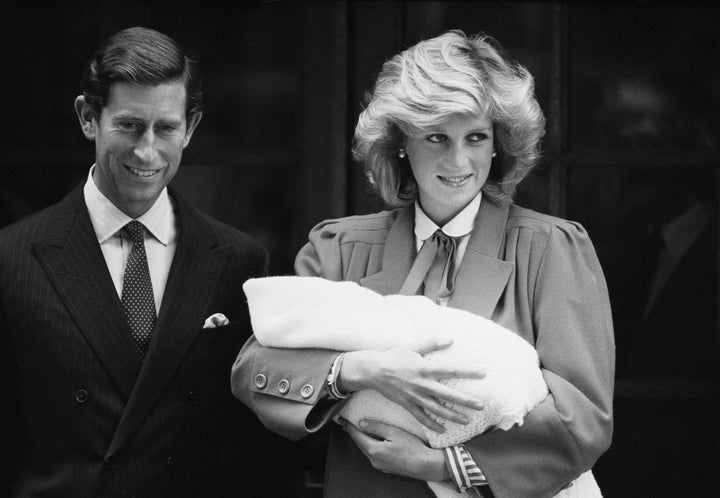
top-left (243, 276), bottom-right (600, 498)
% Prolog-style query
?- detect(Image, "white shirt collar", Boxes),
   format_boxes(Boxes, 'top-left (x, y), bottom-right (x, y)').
top-left (83, 165), bottom-right (172, 245)
top-left (414, 192), bottom-right (482, 241)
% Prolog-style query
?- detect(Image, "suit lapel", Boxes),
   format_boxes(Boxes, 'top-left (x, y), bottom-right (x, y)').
top-left (448, 198), bottom-right (514, 317)
top-left (359, 199), bottom-right (514, 318)
top-left (106, 191), bottom-right (230, 457)
top-left (360, 207), bottom-right (416, 295)
top-left (32, 185), bottom-right (141, 400)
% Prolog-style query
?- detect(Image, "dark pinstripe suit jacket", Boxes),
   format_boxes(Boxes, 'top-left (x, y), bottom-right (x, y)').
top-left (0, 184), bottom-right (286, 497)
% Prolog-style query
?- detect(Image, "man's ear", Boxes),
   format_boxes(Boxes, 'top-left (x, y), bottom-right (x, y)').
top-left (74, 95), bottom-right (97, 140)
top-left (182, 112), bottom-right (203, 149)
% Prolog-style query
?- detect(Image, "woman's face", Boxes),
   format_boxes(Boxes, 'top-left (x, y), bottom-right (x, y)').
top-left (405, 112), bottom-right (494, 225)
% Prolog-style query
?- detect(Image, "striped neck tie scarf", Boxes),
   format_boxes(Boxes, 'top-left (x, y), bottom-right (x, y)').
top-left (399, 229), bottom-right (457, 303)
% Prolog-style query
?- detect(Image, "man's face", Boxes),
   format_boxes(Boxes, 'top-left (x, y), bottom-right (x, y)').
top-left (76, 81), bottom-right (201, 218)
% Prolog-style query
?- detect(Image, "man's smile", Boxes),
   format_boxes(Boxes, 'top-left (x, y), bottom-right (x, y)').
top-left (125, 165), bottom-right (162, 178)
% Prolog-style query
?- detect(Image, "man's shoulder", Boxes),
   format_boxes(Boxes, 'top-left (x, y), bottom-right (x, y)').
top-left (176, 198), bottom-right (266, 255)
top-left (0, 192), bottom-right (77, 245)
top-left (185, 205), bottom-right (256, 238)
top-left (0, 206), bottom-right (48, 235)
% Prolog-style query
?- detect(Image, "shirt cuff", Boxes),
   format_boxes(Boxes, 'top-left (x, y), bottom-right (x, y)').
top-left (443, 444), bottom-right (488, 491)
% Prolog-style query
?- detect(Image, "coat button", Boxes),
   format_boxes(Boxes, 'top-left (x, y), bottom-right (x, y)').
top-left (188, 390), bottom-right (199, 406)
top-left (103, 457), bottom-right (115, 470)
top-left (254, 373), bottom-right (267, 389)
top-left (300, 384), bottom-right (314, 399)
top-left (167, 456), bottom-right (175, 466)
top-left (277, 379), bottom-right (290, 394)
top-left (75, 389), bottom-right (88, 403)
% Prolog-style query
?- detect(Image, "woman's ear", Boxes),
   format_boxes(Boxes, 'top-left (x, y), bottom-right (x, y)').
top-left (74, 96), bottom-right (97, 140)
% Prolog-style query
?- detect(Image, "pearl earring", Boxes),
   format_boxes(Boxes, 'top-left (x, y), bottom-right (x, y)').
top-left (398, 148), bottom-right (406, 159)
top-left (492, 151), bottom-right (497, 158)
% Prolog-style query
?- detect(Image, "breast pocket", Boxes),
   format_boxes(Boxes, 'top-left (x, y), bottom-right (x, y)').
top-left (195, 320), bottom-right (248, 346)
top-left (188, 320), bottom-right (250, 383)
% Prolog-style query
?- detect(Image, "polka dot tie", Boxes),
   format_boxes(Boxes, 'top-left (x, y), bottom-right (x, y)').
top-left (121, 221), bottom-right (156, 359)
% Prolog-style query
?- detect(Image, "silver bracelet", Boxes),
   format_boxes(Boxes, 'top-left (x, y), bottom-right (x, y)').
top-left (326, 352), bottom-right (350, 400)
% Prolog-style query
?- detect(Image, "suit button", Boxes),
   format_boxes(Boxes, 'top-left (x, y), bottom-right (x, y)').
top-left (103, 457), bottom-right (115, 470)
top-left (277, 379), bottom-right (290, 394)
top-left (254, 373), bottom-right (267, 389)
top-left (300, 384), bottom-right (314, 399)
top-left (167, 456), bottom-right (175, 466)
top-left (75, 389), bottom-right (88, 403)
top-left (188, 390), bottom-right (199, 406)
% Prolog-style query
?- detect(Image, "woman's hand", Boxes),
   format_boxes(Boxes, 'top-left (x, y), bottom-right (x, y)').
top-left (342, 419), bottom-right (449, 482)
top-left (337, 336), bottom-right (485, 433)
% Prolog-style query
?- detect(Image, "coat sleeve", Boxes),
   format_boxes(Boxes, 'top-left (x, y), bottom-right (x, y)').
top-left (231, 224), bottom-right (345, 441)
top-left (464, 222), bottom-right (615, 498)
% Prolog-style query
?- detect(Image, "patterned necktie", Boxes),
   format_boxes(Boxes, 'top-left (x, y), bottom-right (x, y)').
top-left (121, 220), bottom-right (156, 359)
top-left (399, 229), bottom-right (457, 303)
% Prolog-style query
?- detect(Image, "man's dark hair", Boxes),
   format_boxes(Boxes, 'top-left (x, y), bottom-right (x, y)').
top-left (81, 26), bottom-right (203, 119)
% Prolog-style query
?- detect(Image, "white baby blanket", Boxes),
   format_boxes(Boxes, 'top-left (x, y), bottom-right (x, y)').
top-left (243, 276), bottom-right (600, 498)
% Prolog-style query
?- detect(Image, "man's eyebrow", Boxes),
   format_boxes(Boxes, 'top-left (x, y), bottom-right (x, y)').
top-left (157, 117), bottom-right (184, 126)
top-left (110, 114), bottom-right (184, 126)
top-left (111, 112), bottom-right (142, 121)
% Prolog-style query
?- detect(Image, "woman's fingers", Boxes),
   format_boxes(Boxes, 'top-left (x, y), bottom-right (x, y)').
top-left (358, 419), bottom-right (402, 440)
top-left (410, 336), bottom-right (454, 355)
top-left (344, 422), bottom-right (383, 461)
top-left (425, 361), bottom-right (486, 379)
top-left (424, 382), bottom-right (484, 411)
top-left (400, 389), bottom-right (474, 431)
top-left (345, 420), bottom-right (383, 444)
top-left (416, 396), bottom-right (470, 425)
top-left (406, 404), bottom-right (446, 433)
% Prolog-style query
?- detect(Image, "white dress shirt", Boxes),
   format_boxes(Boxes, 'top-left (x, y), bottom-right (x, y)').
top-left (83, 166), bottom-right (178, 314)
top-left (413, 192), bottom-right (482, 307)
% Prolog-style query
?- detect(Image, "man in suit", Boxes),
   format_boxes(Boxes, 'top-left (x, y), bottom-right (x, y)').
top-left (0, 27), bottom-right (286, 497)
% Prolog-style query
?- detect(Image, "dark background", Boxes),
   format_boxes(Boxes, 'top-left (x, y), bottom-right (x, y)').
top-left (1, 1), bottom-right (719, 496)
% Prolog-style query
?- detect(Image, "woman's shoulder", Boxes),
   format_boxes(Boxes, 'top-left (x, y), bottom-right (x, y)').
top-left (507, 203), bottom-right (589, 239)
top-left (309, 208), bottom-right (404, 245)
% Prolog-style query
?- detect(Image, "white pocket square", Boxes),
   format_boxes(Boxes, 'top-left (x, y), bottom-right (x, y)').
top-left (203, 313), bottom-right (229, 329)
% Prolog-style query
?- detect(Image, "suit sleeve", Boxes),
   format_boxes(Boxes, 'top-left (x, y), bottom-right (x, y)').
top-left (464, 223), bottom-right (615, 498)
top-left (231, 225), bottom-right (344, 440)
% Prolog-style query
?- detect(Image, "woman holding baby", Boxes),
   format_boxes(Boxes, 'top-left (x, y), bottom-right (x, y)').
top-left (232, 30), bottom-right (613, 498)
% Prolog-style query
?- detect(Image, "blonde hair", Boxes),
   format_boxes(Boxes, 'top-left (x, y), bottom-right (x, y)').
top-left (353, 30), bottom-right (545, 206)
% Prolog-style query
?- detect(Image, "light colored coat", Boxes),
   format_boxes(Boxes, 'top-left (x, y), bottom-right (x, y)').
top-left (232, 197), bottom-right (614, 498)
